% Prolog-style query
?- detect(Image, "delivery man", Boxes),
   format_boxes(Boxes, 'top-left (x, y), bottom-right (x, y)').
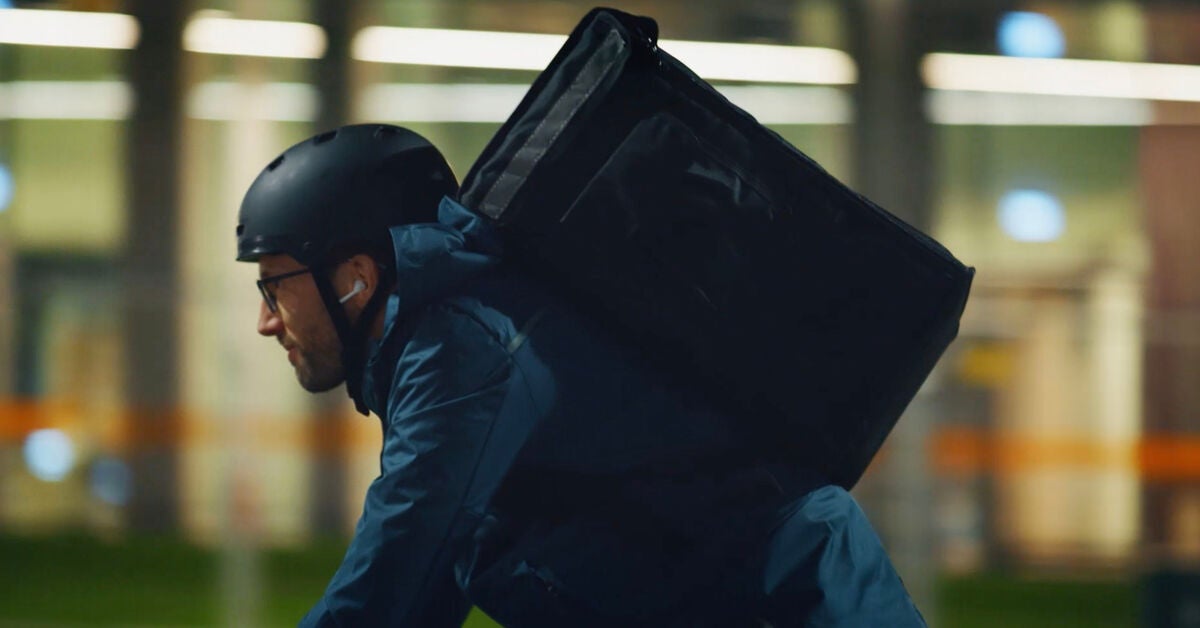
top-left (237, 123), bottom-right (925, 627)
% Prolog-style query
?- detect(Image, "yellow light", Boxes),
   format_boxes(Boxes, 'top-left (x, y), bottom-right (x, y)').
top-left (187, 82), bottom-right (317, 121)
top-left (183, 13), bottom-right (326, 59)
top-left (358, 83), bottom-right (850, 124)
top-left (715, 85), bottom-right (852, 123)
top-left (358, 83), bottom-right (530, 123)
top-left (927, 91), bottom-right (1152, 126)
top-left (923, 53), bottom-right (1200, 103)
top-left (353, 27), bottom-right (563, 71)
top-left (0, 8), bottom-right (139, 49)
top-left (0, 81), bottom-right (131, 119)
top-left (352, 26), bottom-right (856, 85)
top-left (660, 39), bottom-right (856, 85)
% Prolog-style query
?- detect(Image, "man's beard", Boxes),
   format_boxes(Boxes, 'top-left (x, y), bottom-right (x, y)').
top-left (295, 346), bottom-right (345, 392)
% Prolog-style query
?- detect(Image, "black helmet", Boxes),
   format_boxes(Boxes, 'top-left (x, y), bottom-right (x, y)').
top-left (236, 123), bottom-right (458, 266)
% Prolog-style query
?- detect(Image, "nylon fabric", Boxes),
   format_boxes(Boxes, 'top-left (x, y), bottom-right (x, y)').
top-left (478, 27), bottom-right (629, 219)
top-left (458, 7), bottom-right (974, 490)
top-left (759, 486), bottom-right (928, 627)
top-left (301, 196), bottom-right (926, 626)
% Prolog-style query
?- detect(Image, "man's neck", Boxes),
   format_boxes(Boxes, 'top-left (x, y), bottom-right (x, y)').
top-left (369, 305), bottom-right (387, 340)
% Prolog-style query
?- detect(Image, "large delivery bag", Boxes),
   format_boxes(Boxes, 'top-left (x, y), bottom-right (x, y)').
top-left (457, 7), bottom-right (975, 489)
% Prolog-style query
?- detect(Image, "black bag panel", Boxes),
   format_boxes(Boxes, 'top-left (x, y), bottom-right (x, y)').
top-left (457, 8), bottom-right (974, 488)
top-left (463, 10), bottom-right (657, 221)
top-left (515, 109), bottom-right (970, 485)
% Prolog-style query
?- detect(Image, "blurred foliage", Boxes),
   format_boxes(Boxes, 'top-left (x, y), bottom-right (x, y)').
top-left (0, 533), bottom-right (501, 627)
top-left (0, 534), bottom-right (1140, 627)
top-left (939, 572), bottom-right (1138, 628)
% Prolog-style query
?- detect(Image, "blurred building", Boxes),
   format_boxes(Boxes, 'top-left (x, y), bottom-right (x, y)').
top-left (1, 0), bottom-right (1199, 616)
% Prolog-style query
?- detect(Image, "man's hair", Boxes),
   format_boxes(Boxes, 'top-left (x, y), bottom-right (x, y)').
top-left (327, 238), bottom-right (399, 291)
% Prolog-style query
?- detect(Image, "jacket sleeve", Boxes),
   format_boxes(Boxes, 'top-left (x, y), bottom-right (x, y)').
top-left (759, 485), bottom-right (928, 628)
top-left (301, 303), bottom-right (545, 627)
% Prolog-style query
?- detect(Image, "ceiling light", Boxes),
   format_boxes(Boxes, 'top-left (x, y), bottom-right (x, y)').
top-left (927, 91), bottom-right (1151, 126)
top-left (0, 81), bottom-right (132, 120)
top-left (354, 27), bottom-right (562, 71)
top-left (183, 13), bottom-right (326, 59)
top-left (661, 40), bottom-right (855, 84)
top-left (187, 82), bottom-right (318, 121)
top-left (0, 8), bottom-right (139, 49)
top-left (359, 83), bottom-right (851, 124)
top-left (353, 26), bottom-right (856, 85)
top-left (923, 53), bottom-right (1200, 102)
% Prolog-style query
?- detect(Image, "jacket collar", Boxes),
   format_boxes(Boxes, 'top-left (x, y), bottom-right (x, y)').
top-left (359, 196), bottom-right (503, 416)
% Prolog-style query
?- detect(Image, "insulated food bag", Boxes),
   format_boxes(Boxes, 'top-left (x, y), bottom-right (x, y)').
top-left (458, 7), bottom-right (975, 488)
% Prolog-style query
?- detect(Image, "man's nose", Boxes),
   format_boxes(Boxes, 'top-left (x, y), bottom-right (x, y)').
top-left (257, 299), bottom-right (283, 337)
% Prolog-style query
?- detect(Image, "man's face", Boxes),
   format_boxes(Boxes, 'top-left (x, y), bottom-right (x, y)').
top-left (256, 254), bottom-right (345, 392)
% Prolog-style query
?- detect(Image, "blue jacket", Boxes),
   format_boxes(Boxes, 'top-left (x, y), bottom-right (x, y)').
top-left (300, 198), bottom-right (926, 627)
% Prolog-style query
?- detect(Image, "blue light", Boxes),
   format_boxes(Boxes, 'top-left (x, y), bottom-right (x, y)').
top-left (23, 429), bottom-right (77, 482)
top-left (0, 163), bottom-right (12, 213)
top-left (998, 12), bottom-right (1066, 58)
top-left (0, 0), bottom-right (12, 9)
top-left (90, 457), bottom-right (133, 506)
top-left (998, 189), bottom-right (1066, 242)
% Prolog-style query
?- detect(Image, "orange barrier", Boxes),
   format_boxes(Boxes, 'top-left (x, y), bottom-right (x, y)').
top-left (929, 426), bottom-right (1136, 476)
top-left (3, 399), bottom-right (1200, 479)
top-left (930, 425), bottom-right (1200, 481)
top-left (0, 399), bottom-right (379, 455)
top-left (0, 400), bottom-right (80, 439)
top-left (1136, 435), bottom-right (1200, 481)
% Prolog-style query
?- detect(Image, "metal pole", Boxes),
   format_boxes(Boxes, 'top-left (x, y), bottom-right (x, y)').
top-left (848, 0), bottom-right (938, 619)
top-left (307, 0), bottom-right (363, 537)
top-left (124, 0), bottom-right (188, 533)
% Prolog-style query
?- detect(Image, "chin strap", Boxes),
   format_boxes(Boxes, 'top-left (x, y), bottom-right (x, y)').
top-left (313, 269), bottom-right (391, 416)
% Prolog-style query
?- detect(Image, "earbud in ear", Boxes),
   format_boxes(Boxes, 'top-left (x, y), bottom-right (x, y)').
top-left (339, 279), bottom-right (367, 303)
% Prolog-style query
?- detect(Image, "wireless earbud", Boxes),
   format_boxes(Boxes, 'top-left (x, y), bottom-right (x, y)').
top-left (339, 279), bottom-right (366, 303)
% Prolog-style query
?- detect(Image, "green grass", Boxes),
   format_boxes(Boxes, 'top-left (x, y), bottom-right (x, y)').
top-left (0, 534), bottom-right (220, 626)
top-left (0, 533), bottom-right (500, 627)
top-left (0, 534), bottom-right (1139, 627)
top-left (938, 572), bottom-right (1138, 628)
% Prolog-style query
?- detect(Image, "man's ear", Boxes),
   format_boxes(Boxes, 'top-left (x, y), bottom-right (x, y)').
top-left (341, 254), bottom-right (380, 304)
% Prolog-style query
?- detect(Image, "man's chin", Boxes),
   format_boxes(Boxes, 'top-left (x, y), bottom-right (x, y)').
top-left (295, 365), bottom-right (345, 393)
top-left (299, 377), bottom-right (344, 393)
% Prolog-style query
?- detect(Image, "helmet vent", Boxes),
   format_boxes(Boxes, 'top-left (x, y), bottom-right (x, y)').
top-left (313, 130), bottom-right (338, 145)
top-left (267, 154), bottom-right (285, 171)
top-left (236, 224), bottom-right (244, 235)
top-left (374, 126), bottom-right (397, 139)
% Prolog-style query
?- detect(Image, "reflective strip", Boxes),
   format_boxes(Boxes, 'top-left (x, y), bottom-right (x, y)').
top-left (478, 27), bottom-right (629, 219)
top-left (506, 308), bottom-right (547, 354)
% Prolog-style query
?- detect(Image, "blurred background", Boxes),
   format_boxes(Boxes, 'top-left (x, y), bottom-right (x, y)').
top-left (1, 0), bottom-right (1198, 626)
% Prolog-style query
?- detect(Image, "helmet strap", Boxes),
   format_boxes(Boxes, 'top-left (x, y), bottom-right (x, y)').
top-left (311, 270), bottom-right (371, 415)
top-left (348, 286), bottom-right (391, 408)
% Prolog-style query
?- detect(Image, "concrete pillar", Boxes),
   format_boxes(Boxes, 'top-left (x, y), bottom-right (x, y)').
top-left (1140, 124), bottom-right (1200, 555)
top-left (1139, 4), bottom-right (1200, 562)
top-left (307, 0), bottom-right (364, 537)
top-left (123, 0), bottom-right (188, 533)
top-left (847, 0), bottom-right (938, 617)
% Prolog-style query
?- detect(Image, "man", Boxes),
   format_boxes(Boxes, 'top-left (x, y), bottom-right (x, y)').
top-left (237, 123), bottom-right (925, 627)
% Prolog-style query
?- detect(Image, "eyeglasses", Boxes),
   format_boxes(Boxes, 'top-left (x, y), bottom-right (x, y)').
top-left (257, 267), bottom-right (314, 313)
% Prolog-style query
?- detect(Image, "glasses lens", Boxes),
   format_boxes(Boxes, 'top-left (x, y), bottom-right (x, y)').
top-left (256, 267), bottom-right (314, 313)
top-left (257, 280), bottom-right (277, 312)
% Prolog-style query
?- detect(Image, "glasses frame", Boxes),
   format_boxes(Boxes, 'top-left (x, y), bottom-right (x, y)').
top-left (256, 267), bottom-right (315, 313)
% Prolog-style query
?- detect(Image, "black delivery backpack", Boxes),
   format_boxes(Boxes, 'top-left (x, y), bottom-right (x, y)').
top-left (458, 7), bottom-right (975, 489)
